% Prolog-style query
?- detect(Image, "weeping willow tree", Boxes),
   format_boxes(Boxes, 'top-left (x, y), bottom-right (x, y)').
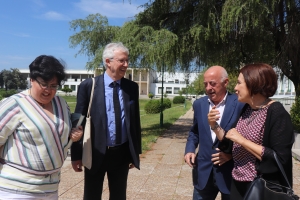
top-left (69, 0), bottom-right (300, 96)
top-left (69, 14), bottom-right (120, 70)
top-left (221, 0), bottom-right (300, 96)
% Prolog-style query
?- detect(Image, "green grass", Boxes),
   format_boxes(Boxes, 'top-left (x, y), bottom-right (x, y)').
top-left (140, 100), bottom-right (191, 152)
top-left (59, 95), bottom-right (77, 113)
top-left (61, 96), bottom-right (192, 153)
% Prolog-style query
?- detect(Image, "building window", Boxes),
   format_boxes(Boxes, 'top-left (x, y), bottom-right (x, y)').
top-left (71, 85), bottom-right (76, 91)
top-left (174, 87), bottom-right (180, 94)
top-left (158, 87), bottom-right (163, 94)
top-left (166, 87), bottom-right (172, 94)
top-left (175, 79), bottom-right (179, 84)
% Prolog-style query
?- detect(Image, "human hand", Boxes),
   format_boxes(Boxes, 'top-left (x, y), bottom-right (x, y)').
top-left (207, 106), bottom-right (220, 127)
top-left (184, 152), bottom-right (196, 168)
top-left (70, 126), bottom-right (83, 142)
top-left (225, 128), bottom-right (246, 145)
top-left (129, 163), bottom-right (135, 169)
top-left (71, 160), bottom-right (83, 172)
top-left (211, 148), bottom-right (232, 166)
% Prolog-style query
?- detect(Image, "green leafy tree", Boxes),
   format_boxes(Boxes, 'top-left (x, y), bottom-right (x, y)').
top-left (1, 70), bottom-right (11, 90)
top-left (220, 0), bottom-right (300, 96)
top-left (227, 72), bottom-right (239, 94)
top-left (0, 69), bottom-right (27, 90)
top-left (188, 73), bottom-right (205, 95)
top-left (132, 0), bottom-right (300, 96)
top-left (69, 13), bottom-right (120, 70)
top-left (61, 87), bottom-right (73, 96)
top-left (69, 0), bottom-right (300, 97)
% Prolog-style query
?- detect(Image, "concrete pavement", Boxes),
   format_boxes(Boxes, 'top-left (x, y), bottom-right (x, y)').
top-left (58, 108), bottom-right (300, 199)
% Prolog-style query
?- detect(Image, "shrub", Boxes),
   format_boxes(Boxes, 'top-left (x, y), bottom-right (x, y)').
top-left (148, 93), bottom-right (154, 99)
top-left (144, 100), bottom-right (161, 114)
top-left (173, 96), bottom-right (185, 104)
top-left (163, 98), bottom-right (171, 109)
top-left (144, 99), bottom-right (171, 114)
top-left (290, 96), bottom-right (300, 132)
top-left (0, 89), bottom-right (17, 98)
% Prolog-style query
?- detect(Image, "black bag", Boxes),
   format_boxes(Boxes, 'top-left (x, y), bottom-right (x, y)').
top-left (244, 151), bottom-right (299, 200)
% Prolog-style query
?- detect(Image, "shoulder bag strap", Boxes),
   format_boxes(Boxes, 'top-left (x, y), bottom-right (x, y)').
top-left (86, 78), bottom-right (95, 118)
top-left (273, 151), bottom-right (292, 188)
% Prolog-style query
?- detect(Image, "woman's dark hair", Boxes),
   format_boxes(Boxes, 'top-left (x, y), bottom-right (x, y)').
top-left (29, 55), bottom-right (66, 85)
top-left (240, 63), bottom-right (277, 97)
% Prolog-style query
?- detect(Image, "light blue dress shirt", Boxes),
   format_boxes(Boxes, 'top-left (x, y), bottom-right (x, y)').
top-left (104, 73), bottom-right (128, 146)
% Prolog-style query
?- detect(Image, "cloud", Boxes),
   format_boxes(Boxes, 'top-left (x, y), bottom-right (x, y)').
top-left (74, 0), bottom-right (144, 19)
top-left (31, 0), bottom-right (45, 8)
top-left (41, 11), bottom-right (70, 21)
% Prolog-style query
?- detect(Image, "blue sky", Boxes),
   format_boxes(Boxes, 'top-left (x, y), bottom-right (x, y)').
top-left (0, 0), bottom-right (148, 71)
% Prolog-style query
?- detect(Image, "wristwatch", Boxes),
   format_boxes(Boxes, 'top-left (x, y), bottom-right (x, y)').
top-left (211, 123), bottom-right (220, 130)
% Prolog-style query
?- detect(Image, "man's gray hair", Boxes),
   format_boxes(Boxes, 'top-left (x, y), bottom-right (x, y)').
top-left (102, 42), bottom-right (129, 67)
top-left (220, 68), bottom-right (228, 82)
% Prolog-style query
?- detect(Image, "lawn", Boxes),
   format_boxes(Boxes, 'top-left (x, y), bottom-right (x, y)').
top-left (60, 96), bottom-right (192, 152)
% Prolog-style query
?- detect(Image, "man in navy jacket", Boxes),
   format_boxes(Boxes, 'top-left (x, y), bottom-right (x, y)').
top-left (71, 42), bottom-right (141, 200)
top-left (184, 66), bottom-right (244, 200)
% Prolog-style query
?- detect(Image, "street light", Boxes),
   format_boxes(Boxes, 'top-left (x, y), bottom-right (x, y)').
top-left (160, 65), bottom-right (164, 128)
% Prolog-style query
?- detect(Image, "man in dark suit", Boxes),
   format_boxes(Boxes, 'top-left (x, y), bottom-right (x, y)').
top-left (71, 42), bottom-right (141, 200)
top-left (184, 66), bottom-right (244, 200)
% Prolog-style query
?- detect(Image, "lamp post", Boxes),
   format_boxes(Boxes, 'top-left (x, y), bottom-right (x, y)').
top-left (160, 65), bottom-right (164, 128)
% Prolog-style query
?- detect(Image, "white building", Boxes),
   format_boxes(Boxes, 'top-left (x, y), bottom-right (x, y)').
top-left (19, 68), bottom-right (295, 99)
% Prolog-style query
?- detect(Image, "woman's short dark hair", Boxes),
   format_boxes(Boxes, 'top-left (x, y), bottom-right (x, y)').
top-left (240, 63), bottom-right (277, 97)
top-left (29, 55), bottom-right (66, 85)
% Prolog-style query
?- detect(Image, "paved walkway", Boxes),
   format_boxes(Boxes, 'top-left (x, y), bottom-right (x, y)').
top-left (58, 108), bottom-right (300, 199)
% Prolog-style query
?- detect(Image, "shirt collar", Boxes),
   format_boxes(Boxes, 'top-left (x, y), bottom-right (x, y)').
top-left (104, 72), bottom-right (121, 87)
top-left (208, 91), bottom-right (228, 107)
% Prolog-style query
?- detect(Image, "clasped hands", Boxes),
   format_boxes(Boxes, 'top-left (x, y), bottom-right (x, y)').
top-left (184, 148), bottom-right (232, 167)
top-left (70, 126), bottom-right (83, 142)
top-left (208, 106), bottom-right (245, 145)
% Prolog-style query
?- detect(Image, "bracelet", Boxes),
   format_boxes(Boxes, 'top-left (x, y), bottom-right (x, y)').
top-left (211, 123), bottom-right (220, 130)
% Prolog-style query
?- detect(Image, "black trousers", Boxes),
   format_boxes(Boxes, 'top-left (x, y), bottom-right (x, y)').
top-left (230, 179), bottom-right (251, 200)
top-left (83, 142), bottom-right (131, 200)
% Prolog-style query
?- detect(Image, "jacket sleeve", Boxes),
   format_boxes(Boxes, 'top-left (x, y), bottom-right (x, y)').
top-left (257, 102), bottom-right (294, 185)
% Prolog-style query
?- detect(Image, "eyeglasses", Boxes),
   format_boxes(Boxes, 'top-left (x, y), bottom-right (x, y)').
top-left (111, 58), bottom-right (129, 65)
top-left (35, 79), bottom-right (59, 90)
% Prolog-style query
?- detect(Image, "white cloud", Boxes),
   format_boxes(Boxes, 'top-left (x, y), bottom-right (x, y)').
top-left (31, 0), bottom-right (45, 8)
top-left (42, 11), bottom-right (70, 21)
top-left (74, 0), bottom-right (144, 19)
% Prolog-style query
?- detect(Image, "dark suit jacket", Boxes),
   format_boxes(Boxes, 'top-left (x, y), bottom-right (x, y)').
top-left (185, 93), bottom-right (244, 194)
top-left (71, 74), bottom-right (141, 173)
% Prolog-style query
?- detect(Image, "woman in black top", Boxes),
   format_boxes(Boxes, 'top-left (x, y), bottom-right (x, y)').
top-left (208, 63), bottom-right (294, 199)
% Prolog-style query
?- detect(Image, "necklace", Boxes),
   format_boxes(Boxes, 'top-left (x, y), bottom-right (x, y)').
top-left (247, 98), bottom-right (269, 125)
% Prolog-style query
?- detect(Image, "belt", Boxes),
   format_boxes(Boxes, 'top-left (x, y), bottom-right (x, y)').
top-left (107, 142), bottom-right (128, 150)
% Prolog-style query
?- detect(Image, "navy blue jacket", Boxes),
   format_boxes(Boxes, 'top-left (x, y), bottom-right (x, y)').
top-left (71, 74), bottom-right (141, 173)
top-left (185, 93), bottom-right (244, 194)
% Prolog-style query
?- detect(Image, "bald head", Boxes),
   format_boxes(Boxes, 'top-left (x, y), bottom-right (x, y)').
top-left (204, 66), bottom-right (229, 104)
top-left (204, 66), bottom-right (228, 82)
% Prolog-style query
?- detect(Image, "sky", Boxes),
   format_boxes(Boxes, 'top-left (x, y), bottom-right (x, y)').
top-left (0, 0), bottom-right (149, 71)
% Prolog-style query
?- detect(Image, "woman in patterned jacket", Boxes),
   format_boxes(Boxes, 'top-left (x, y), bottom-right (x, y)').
top-left (0, 55), bottom-right (83, 200)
